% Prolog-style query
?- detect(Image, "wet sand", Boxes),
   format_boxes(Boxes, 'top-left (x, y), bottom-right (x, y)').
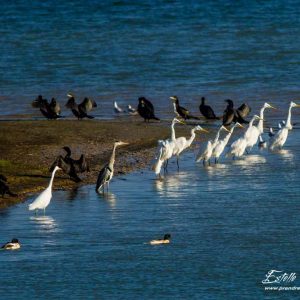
top-left (0, 118), bottom-right (192, 208)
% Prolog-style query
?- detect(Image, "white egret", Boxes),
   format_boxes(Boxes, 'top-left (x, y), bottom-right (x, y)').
top-left (28, 166), bottom-right (61, 214)
top-left (228, 115), bottom-right (261, 159)
top-left (212, 123), bottom-right (243, 164)
top-left (245, 102), bottom-right (275, 152)
top-left (196, 125), bottom-right (229, 165)
top-left (173, 125), bottom-right (208, 169)
top-left (96, 141), bottom-right (129, 193)
top-left (269, 101), bottom-right (300, 150)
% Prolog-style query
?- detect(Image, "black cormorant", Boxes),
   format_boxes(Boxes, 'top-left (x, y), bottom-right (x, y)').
top-left (50, 147), bottom-right (89, 182)
top-left (137, 97), bottom-right (160, 122)
top-left (222, 99), bottom-right (250, 126)
top-left (32, 95), bottom-right (62, 119)
top-left (170, 96), bottom-right (200, 120)
top-left (65, 94), bottom-right (97, 120)
top-left (0, 175), bottom-right (17, 197)
top-left (199, 97), bottom-right (219, 120)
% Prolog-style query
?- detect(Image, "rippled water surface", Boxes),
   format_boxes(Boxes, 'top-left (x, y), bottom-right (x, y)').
top-left (1, 0), bottom-right (300, 117)
top-left (1, 127), bottom-right (300, 299)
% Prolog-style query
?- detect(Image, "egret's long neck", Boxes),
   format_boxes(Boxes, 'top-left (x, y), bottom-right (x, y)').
top-left (213, 128), bottom-right (222, 145)
top-left (223, 126), bottom-right (235, 144)
top-left (48, 168), bottom-right (59, 189)
top-left (171, 121), bottom-right (176, 141)
top-left (186, 128), bottom-right (196, 147)
top-left (286, 105), bottom-right (293, 128)
top-left (257, 106), bottom-right (266, 133)
top-left (109, 145), bottom-right (117, 169)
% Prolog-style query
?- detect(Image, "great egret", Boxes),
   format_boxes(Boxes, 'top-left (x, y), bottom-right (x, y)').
top-left (199, 97), bottom-right (219, 120)
top-left (1, 238), bottom-right (20, 250)
top-left (245, 102), bottom-right (275, 152)
top-left (196, 125), bottom-right (229, 165)
top-left (269, 101), bottom-right (300, 150)
top-left (172, 125), bottom-right (208, 169)
top-left (212, 123), bottom-right (243, 163)
top-left (170, 96), bottom-right (200, 120)
top-left (114, 101), bottom-right (124, 113)
top-left (228, 115), bottom-right (261, 159)
top-left (28, 166), bottom-right (61, 214)
top-left (150, 234), bottom-right (171, 245)
top-left (66, 94), bottom-right (97, 119)
top-left (137, 97), bottom-right (159, 121)
top-left (96, 141), bottom-right (129, 193)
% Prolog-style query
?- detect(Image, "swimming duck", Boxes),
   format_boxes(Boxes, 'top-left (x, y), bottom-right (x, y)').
top-left (1, 238), bottom-right (21, 250)
top-left (32, 95), bottom-right (62, 119)
top-left (170, 96), bottom-right (200, 120)
top-left (0, 175), bottom-right (17, 198)
top-left (150, 234), bottom-right (171, 245)
top-left (65, 94), bottom-right (97, 120)
top-left (199, 97), bottom-right (219, 120)
top-left (137, 97), bottom-right (160, 122)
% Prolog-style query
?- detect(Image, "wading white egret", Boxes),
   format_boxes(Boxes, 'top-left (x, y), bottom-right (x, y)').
top-left (96, 141), bottom-right (129, 193)
top-left (196, 125), bottom-right (229, 165)
top-left (28, 166), bottom-right (61, 214)
top-left (173, 125), bottom-right (208, 169)
top-left (245, 103), bottom-right (275, 152)
top-left (269, 101), bottom-right (300, 150)
top-left (228, 115), bottom-right (261, 159)
top-left (212, 123), bottom-right (243, 164)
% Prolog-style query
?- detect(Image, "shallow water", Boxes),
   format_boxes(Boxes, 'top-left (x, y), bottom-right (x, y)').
top-left (1, 127), bottom-right (300, 299)
top-left (1, 0), bottom-right (300, 118)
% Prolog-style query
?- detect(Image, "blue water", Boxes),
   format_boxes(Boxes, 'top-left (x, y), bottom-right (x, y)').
top-left (1, 0), bottom-right (300, 117)
top-left (1, 126), bottom-right (300, 299)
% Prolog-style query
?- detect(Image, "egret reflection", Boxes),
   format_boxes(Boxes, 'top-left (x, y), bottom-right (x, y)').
top-left (30, 215), bottom-right (58, 231)
top-left (97, 192), bottom-right (117, 208)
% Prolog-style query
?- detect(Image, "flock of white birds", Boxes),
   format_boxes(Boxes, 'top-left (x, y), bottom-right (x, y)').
top-left (27, 101), bottom-right (299, 214)
top-left (153, 101), bottom-right (300, 178)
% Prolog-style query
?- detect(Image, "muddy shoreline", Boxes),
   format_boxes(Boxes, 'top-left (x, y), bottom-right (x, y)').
top-left (0, 118), bottom-right (194, 209)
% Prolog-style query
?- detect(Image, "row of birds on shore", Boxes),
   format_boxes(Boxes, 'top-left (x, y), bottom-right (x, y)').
top-left (153, 101), bottom-right (300, 177)
top-left (32, 93), bottom-right (251, 127)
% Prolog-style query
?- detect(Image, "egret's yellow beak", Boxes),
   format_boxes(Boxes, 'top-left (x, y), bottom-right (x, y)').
top-left (201, 128), bottom-right (209, 133)
top-left (269, 104), bottom-right (276, 109)
top-left (237, 123), bottom-right (244, 128)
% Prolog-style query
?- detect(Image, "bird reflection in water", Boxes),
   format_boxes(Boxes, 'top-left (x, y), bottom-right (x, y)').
top-left (97, 192), bottom-right (117, 208)
top-left (30, 215), bottom-right (58, 231)
top-left (232, 154), bottom-right (267, 166)
top-left (276, 149), bottom-right (294, 161)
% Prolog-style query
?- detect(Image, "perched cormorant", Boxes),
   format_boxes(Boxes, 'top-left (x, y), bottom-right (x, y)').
top-left (199, 97), bottom-right (219, 120)
top-left (96, 141), bottom-right (129, 193)
top-left (222, 99), bottom-right (250, 126)
top-left (50, 147), bottom-right (90, 182)
top-left (137, 97), bottom-right (160, 122)
top-left (65, 94), bottom-right (97, 120)
top-left (32, 95), bottom-right (62, 119)
top-left (170, 96), bottom-right (200, 120)
top-left (0, 175), bottom-right (17, 198)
